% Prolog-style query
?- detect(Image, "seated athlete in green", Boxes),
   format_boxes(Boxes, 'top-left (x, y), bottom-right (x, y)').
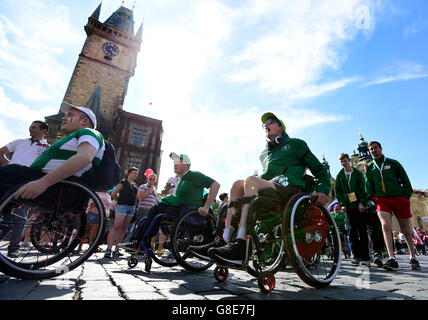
top-left (189, 112), bottom-right (331, 266)
top-left (119, 152), bottom-right (220, 252)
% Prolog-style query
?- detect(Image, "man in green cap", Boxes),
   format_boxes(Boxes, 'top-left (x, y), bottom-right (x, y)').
top-left (189, 112), bottom-right (331, 265)
top-left (119, 152), bottom-right (220, 253)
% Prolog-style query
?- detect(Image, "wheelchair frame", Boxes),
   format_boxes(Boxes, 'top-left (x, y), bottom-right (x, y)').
top-left (212, 192), bottom-right (342, 293)
top-left (126, 206), bottom-right (218, 273)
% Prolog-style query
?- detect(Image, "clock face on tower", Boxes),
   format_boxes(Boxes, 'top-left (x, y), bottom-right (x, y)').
top-left (102, 42), bottom-right (120, 56)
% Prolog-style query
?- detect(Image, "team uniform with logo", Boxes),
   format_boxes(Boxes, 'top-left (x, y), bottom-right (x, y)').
top-left (259, 131), bottom-right (330, 201)
top-left (365, 155), bottom-right (413, 219)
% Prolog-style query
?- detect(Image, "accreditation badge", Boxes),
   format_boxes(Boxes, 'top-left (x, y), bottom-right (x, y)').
top-left (348, 192), bottom-right (357, 203)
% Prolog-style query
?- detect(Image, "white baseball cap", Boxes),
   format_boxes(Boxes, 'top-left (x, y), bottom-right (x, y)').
top-left (60, 101), bottom-right (97, 129)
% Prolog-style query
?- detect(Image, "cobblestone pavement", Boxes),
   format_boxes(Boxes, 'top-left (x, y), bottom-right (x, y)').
top-left (0, 250), bottom-right (427, 301)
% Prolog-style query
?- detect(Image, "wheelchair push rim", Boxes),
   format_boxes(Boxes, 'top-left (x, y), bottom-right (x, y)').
top-left (283, 193), bottom-right (342, 288)
top-left (0, 180), bottom-right (106, 280)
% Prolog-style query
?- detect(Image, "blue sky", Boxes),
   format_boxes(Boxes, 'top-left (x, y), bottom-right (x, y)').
top-left (0, 0), bottom-right (427, 194)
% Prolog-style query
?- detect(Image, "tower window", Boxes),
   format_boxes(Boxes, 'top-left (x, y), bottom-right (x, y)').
top-left (130, 128), bottom-right (148, 147)
top-left (124, 156), bottom-right (142, 171)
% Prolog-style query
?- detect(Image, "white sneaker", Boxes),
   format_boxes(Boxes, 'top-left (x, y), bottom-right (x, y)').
top-left (361, 260), bottom-right (371, 267)
top-left (351, 258), bottom-right (360, 265)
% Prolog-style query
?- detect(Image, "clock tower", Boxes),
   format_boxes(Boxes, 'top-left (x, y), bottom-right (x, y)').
top-left (61, 3), bottom-right (142, 136)
top-left (45, 3), bottom-right (164, 185)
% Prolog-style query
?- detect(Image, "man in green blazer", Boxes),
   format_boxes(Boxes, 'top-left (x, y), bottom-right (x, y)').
top-left (335, 153), bottom-right (370, 267)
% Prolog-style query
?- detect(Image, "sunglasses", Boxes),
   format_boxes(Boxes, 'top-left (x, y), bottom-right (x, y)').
top-left (262, 118), bottom-right (278, 128)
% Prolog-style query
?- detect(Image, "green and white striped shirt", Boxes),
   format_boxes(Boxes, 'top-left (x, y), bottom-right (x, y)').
top-left (30, 128), bottom-right (105, 177)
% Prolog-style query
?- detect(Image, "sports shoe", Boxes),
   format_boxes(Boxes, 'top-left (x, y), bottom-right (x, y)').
top-left (188, 237), bottom-right (226, 261)
top-left (104, 249), bottom-right (112, 258)
top-left (118, 240), bottom-right (140, 253)
top-left (208, 238), bottom-right (250, 266)
top-left (373, 256), bottom-right (383, 268)
top-left (383, 258), bottom-right (399, 271)
top-left (361, 260), bottom-right (371, 267)
top-left (112, 249), bottom-right (123, 257)
top-left (351, 258), bottom-right (360, 265)
top-left (7, 249), bottom-right (19, 258)
top-left (410, 258), bottom-right (421, 270)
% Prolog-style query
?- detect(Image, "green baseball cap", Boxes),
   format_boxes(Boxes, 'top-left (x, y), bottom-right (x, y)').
top-left (261, 112), bottom-right (286, 131)
top-left (169, 152), bottom-right (191, 165)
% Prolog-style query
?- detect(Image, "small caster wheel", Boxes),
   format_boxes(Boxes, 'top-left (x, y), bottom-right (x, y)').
top-left (145, 257), bottom-right (152, 273)
top-left (127, 256), bottom-right (138, 268)
top-left (213, 266), bottom-right (229, 282)
top-left (258, 272), bottom-right (275, 293)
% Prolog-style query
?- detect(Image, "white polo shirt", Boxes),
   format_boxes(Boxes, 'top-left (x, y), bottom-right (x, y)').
top-left (6, 138), bottom-right (49, 167)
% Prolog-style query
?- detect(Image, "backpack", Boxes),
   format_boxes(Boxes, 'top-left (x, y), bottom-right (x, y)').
top-left (93, 140), bottom-right (121, 192)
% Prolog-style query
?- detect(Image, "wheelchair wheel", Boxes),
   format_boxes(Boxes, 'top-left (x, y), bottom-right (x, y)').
top-left (258, 272), bottom-right (275, 293)
top-left (0, 180), bottom-right (106, 280)
top-left (171, 209), bottom-right (217, 272)
top-left (150, 220), bottom-right (179, 267)
top-left (213, 266), bottom-right (229, 282)
top-left (30, 216), bottom-right (73, 254)
top-left (247, 224), bottom-right (286, 278)
top-left (127, 256), bottom-right (138, 268)
top-left (283, 193), bottom-right (341, 288)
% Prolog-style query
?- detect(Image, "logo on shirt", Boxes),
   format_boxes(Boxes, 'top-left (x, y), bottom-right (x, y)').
top-left (282, 144), bottom-right (290, 152)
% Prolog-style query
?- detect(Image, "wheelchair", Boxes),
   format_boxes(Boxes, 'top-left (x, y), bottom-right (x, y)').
top-left (0, 178), bottom-right (107, 280)
top-left (212, 190), bottom-right (342, 293)
top-left (126, 206), bottom-right (218, 273)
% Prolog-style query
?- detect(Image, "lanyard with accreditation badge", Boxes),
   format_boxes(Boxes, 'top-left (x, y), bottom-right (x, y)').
top-left (373, 158), bottom-right (387, 193)
top-left (345, 169), bottom-right (357, 203)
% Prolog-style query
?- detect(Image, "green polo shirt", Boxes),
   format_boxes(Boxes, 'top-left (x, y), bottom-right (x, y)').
top-left (365, 155), bottom-right (413, 199)
top-left (259, 132), bottom-right (330, 195)
top-left (334, 166), bottom-right (368, 209)
top-left (161, 170), bottom-right (215, 207)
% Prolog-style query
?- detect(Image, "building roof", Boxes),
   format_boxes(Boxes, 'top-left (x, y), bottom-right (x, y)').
top-left (104, 6), bottom-right (135, 35)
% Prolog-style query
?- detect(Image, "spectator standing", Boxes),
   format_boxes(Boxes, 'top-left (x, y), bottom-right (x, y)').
top-left (78, 191), bottom-right (112, 252)
top-left (160, 175), bottom-right (178, 198)
top-left (104, 167), bottom-right (139, 258)
top-left (334, 153), bottom-right (371, 267)
top-left (218, 193), bottom-right (229, 213)
top-left (135, 173), bottom-right (158, 222)
top-left (0, 120), bottom-right (49, 257)
top-left (365, 141), bottom-right (421, 270)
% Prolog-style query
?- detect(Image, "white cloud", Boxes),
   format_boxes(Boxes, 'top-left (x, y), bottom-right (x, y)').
top-left (0, 2), bottom-right (83, 103)
top-left (0, 87), bottom-right (56, 146)
top-left (227, 0), bottom-right (376, 100)
top-left (363, 60), bottom-right (428, 86)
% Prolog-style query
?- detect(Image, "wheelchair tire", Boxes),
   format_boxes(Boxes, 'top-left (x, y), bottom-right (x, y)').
top-left (257, 272), bottom-right (275, 293)
top-left (127, 256), bottom-right (138, 268)
top-left (213, 266), bottom-right (229, 282)
top-left (282, 193), bottom-right (341, 288)
top-left (0, 180), bottom-right (106, 280)
top-left (171, 209), bottom-right (217, 272)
